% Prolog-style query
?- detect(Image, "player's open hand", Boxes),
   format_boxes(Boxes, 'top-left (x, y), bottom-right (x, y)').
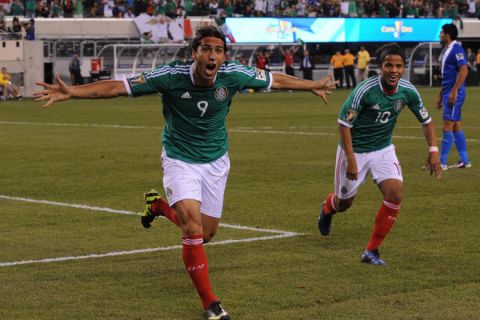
top-left (34, 73), bottom-right (73, 108)
top-left (312, 89), bottom-right (333, 104)
top-left (426, 151), bottom-right (442, 179)
top-left (316, 74), bottom-right (338, 91)
top-left (312, 74), bottom-right (338, 104)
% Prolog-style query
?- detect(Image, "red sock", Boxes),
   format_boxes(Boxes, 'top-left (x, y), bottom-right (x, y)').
top-left (366, 200), bottom-right (400, 251)
top-left (151, 198), bottom-right (180, 226)
top-left (182, 235), bottom-right (218, 309)
top-left (323, 192), bottom-right (338, 215)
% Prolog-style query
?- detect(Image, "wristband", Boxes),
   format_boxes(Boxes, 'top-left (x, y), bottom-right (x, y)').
top-left (429, 146), bottom-right (439, 153)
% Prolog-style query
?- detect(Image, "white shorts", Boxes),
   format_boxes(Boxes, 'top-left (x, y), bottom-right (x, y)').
top-left (334, 144), bottom-right (403, 200)
top-left (161, 149), bottom-right (230, 219)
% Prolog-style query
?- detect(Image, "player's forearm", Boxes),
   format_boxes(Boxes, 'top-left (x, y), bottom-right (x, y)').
top-left (452, 65), bottom-right (468, 92)
top-left (70, 80), bottom-right (127, 99)
top-left (423, 122), bottom-right (438, 148)
top-left (271, 73), bottom-right (316, 90)
top-left (339, 124), bottom-right (355, 160)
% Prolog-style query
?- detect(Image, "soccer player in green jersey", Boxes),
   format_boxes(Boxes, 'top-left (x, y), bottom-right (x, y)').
top-left (317, 43), bottom-right (442, 266)
top-left (34, 26), bottom-right (337, 319)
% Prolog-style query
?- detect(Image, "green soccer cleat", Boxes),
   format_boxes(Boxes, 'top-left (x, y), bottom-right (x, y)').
top-left (141, 189), bottom-right (162, 229)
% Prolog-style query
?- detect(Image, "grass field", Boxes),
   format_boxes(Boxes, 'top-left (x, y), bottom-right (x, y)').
top-left (0, 87), bottom-right (479, 320)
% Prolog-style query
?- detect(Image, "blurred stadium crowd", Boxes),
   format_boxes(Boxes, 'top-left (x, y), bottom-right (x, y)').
top-left (0, 0), bottom-right (479, 19)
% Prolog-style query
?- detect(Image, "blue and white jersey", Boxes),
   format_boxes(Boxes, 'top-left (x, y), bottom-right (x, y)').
top-left (440, 40), bottom-right (467, 90)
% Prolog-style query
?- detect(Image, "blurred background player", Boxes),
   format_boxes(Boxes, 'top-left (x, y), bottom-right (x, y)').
top-left (477, 49), bottom-right (480, 84)
top-left (300, 49), bottom-right (314, 80)
top-left (317, 43), bottom-right (441, 266)
top-left (436, 23), bottom-right (471, 170)
top-left (69, 52), bottom-right (83, 85)
top-left (34, 25), bottom-right (337, 320)
top-left (255, 49), bottom-right (271, 72)
top-left (279, 45), bottom-right (299, 77)
top-left (343, 48), bottom-right (356, 89)
top-left (0, 67), bottom-right (22, 101)
top-left (331, 49), bottom-right (344, 88)
top-left (356, 45), bottom-right (370, 83)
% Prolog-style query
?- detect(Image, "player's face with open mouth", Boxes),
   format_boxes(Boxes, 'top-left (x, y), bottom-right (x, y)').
top-left (380, 54), bottom-right (404, 89)
top-left (192, 36), bottom-right (226, 85)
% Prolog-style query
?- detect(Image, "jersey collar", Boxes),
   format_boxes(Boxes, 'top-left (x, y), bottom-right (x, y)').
top-left (447, 40), bottom-right (458, 49)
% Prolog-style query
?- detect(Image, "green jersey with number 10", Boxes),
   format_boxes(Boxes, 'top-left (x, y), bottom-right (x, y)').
top-left (338, 76), bottom-right (431, 153)
top-left (125, 60), bottom-right (272, 163)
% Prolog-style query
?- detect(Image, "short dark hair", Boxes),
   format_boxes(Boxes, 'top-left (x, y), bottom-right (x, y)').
top-left (442, 23), bottom-right (458, 41)
top-left (190, 25), bottom-right (227, 53)
top-left (376, 43), bottom-right (406, 65)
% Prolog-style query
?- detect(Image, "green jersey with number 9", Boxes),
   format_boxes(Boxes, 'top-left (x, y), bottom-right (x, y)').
top-left (125, 60), bottom-right (271, 163)
top-left (338, 76), bottom-right (431, 153)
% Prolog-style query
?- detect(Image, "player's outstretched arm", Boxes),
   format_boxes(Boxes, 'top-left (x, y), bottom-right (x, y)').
top-left (270, 73), bottom-right (338, 104)
top-left (422, 122), bottom-right (442, 179)
top-left (34, 73), bottom-right (127, 109)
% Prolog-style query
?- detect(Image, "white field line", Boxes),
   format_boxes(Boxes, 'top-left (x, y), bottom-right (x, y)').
top-left (0, 195), bottom-right (301, 267)
top-left (0, 121), bottom-right (478, 142)
top-left (0, 121), bottom-right (159, 130)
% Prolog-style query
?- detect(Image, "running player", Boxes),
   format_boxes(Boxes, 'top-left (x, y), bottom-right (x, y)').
top-left (34, 26), bottom-right (337, 319)
top-left (317, 43), bottom-right (441, 266)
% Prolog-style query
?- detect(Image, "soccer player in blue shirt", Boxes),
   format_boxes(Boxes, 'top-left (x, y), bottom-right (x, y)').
top-left (34, 26), bottom-right (337, 320)
top-left (436, 23), bottom-right (471, 170)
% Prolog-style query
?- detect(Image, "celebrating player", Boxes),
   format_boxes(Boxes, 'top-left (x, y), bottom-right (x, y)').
top-left (317, 43), bottom-right (441, 266)
top-left (436, 23), bottom-right (471, 170)
top-left (34, 26), bottom-right (337, 319)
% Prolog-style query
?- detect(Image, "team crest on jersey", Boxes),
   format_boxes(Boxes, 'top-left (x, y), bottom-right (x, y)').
top-left (255, 68), bottom-right (267, 81)
top-left (345, 109), bottom-right (358, 124)
top-left (215, 87), bottom-right (228, 101)
top-left (455, 53), bottom-right (464, 61)
top-left (394, 99), bottom-right (404, 112)
top-left (129, 74), bottom-right (146, 86)
top-left (420, 107), bottom-right (429, 120)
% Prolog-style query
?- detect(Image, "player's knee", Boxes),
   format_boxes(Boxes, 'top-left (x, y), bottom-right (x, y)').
top-left (443, 121), bottom-right (454, 131)
top-left (385, 191), bottom-right (403, 204)
top-left (180, 220), bottom-right (203, 237)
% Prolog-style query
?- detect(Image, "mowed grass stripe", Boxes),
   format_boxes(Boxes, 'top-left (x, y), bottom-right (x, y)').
top-left (1, 120), bottom-right (478, 142)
